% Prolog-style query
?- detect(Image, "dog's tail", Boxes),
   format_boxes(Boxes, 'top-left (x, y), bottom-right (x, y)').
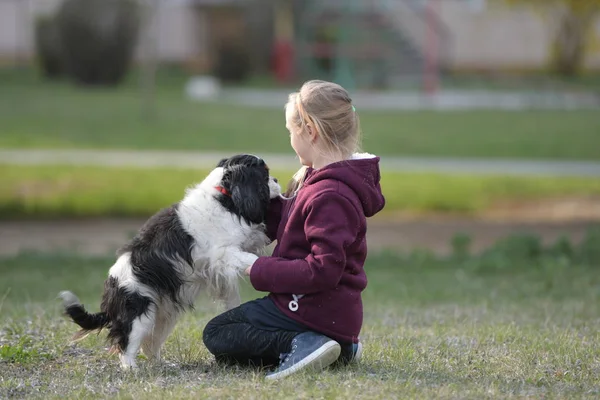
top-left (58, 291), bottom-right (111, 341)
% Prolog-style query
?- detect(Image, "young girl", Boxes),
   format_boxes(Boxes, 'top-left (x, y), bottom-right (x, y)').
top-left (202, 80), bottom-right (385, 380)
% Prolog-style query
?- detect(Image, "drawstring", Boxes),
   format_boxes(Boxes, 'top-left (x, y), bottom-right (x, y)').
top-left (288, 294), bottom-right (304, 312)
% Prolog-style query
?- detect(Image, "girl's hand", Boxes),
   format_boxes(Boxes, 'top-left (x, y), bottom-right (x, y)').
top-left (245, 265), bottom-right (252, 276)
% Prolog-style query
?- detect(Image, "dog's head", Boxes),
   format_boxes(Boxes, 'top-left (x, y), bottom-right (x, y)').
top-left (215, 154), bottom-right (281, 225)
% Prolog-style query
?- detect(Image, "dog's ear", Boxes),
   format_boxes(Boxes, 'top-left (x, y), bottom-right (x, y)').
top-left (229, 166), bottom-right (269, 224)
top-left (216, 158), bottom-right (228, 168)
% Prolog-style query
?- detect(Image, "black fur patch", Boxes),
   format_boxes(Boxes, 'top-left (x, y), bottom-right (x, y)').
top-left (63, 277), bottom-right (153, 352)
top-left (216, 154), bottom-right (271, 225)
top-left (64, 304), bottom-right (110, 331)
top-left (101, 276), bottom-right (152, 352)
top-left (118, 204), bottom-right (194, 309)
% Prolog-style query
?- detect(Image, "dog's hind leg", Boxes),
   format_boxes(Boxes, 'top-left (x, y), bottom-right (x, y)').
top-left (119, 306), bottom-right (156, 370)
top-left (141, 308), bottom-right (177, 363)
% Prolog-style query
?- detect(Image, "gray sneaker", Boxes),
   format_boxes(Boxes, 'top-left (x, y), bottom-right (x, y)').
top-left (347, 341), bottom-right (363, 363)
top-left (335, 341), bottom-right (363, 366)
top-left (265, 332), bottom-right (341, 380)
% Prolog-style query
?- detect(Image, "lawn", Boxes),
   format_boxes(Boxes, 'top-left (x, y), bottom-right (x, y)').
top-left (1, 164), bottom-right (600, 219)
top-left (1, 231), bottom-right (599, 398)
top-left (1, 69), bottom-right (599, 160)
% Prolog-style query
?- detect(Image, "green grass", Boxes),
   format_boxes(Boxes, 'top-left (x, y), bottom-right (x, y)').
top-left (1, 164), bottom-right (600, 219)
top-left (1, 68), bottom-right (599, 159)
top-left (1, 231), bottom-right (600, 398)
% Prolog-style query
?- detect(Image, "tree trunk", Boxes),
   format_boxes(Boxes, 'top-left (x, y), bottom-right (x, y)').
top-left (551, 10), bottom-right (590, 76)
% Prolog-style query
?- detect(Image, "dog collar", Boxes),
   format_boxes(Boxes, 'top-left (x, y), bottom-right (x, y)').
top-left (214, 186), bottom-right (231, 197)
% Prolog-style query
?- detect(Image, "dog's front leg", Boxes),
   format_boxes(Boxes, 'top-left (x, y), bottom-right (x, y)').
top-left (141, 309), bottom-right (177, 364)
top-left (220, 247), bottom-right (259, 273)
top-left (222, 249), bottom-right (254, 310)
top-left (241, 232), bottom-right (273, 257)
top-left (205, 248), bottom-right (257, 308)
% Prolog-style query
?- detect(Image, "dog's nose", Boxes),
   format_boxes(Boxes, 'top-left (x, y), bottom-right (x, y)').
top-left (273, 178), bottom-right (278, 183)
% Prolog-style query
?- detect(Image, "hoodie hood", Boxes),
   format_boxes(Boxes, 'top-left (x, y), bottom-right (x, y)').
top-left (302, 153), bottom-right (385, 217)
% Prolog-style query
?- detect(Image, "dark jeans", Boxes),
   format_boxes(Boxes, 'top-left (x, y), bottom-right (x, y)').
top-left (202, 297), bottom-right (355, 368)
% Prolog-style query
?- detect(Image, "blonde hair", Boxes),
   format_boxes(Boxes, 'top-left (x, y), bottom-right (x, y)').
top-left (284, 80), bottom-right (361, 196)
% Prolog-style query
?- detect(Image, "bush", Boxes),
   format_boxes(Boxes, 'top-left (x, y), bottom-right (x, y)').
top-left (458, 229), bottom-right (600, 273)
top-left (212, 42), bottom-right (252, 84)
top-left (34, 15), bottom-right (64, 79)
top-left (56, 0), bottom-right (140, 86)
top-left (578, 227), bottom-right (600, 265)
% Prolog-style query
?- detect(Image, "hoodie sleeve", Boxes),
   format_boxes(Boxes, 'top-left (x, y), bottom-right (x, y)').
top-left (250, 191), bottom-right (360, 294)
top-left (265, 196), bottom-right (284, 241)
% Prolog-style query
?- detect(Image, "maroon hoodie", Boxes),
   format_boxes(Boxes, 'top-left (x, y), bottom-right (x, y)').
top-left (250, 154), bottom-right (385, 344)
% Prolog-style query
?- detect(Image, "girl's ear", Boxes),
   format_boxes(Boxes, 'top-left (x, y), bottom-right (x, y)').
top-left (306, 124), bottom-right (317, 143)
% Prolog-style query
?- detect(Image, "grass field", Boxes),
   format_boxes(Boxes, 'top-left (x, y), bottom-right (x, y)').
top-left (1, 231), bottom-right (599, 399)
top-left (2, 164), bottom-right (600, 219)
top-left (1, 69), bottom-right (599, 160)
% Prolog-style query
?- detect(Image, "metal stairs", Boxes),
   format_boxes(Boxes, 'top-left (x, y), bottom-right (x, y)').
top-left (294, 0), bottom-right (451, 90)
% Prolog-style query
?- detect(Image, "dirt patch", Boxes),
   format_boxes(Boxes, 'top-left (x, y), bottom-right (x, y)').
top-left (361, 196), bottom-right (600, 254)
top-left (1, 196), bottom-right (598, 257)
top-left (483, 196), bottom-right (600, 222)
top-left (366, 218), bottom-right (597, 255)
top-left (0, 215), bottom-right (597, 258)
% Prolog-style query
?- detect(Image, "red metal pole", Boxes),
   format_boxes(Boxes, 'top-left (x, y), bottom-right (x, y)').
top-left (273, 1), bottom-right (294, 83)
top-left (423, 0), bottom-right (440, 95)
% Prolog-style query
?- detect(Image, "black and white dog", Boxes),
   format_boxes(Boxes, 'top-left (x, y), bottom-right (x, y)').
top-left (59, 154), bottom-right (281, 369)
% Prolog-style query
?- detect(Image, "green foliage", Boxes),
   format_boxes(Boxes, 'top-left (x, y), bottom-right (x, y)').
top-left (484, 234), bottom-right (543, 262)
top-left (34, 16), bottom-right (64, 79)
top-left (213, 43), bottom-right (252, 84)
top-left (1, 164), bottom-right (599, 219)
top-left (506, 0), bottom-right (600, 14)
top-left (548, 234), bottom-right (575, 259)
top-left (450, 233), bottom-right (472, 260)
top-left (0, 336), bottom-right (52, 364)
top-left (446, 227), bottom-right (600, 272)
top-left (505, 0), bottom-right (600, 76)
top-left (56, 0), bottom-right (140, 85)
top-left (579, 226), bottom-right (600, 264)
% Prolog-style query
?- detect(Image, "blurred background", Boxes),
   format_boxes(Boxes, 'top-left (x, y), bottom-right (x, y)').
top-left (0, 0), bottom-right (599, 256)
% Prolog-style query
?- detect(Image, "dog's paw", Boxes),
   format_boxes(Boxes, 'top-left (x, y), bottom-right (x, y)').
top-left (119, 355), bottom-right (139, 371)
top-left (269, 177), bottom-right (281, 199)
top-left (228, 250), bottom-right (259, 272)
top-left (120, 364), bottom-right (140, 373)
top-left (238, 251), bottom-right (259, 269)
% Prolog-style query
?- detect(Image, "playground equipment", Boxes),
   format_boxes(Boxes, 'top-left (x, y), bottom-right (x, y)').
top-left (274, 0), bottom-right (450, 92)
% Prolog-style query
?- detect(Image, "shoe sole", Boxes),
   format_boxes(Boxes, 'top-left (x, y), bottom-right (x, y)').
top-left (265, 341), bottom-right (341, 381)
